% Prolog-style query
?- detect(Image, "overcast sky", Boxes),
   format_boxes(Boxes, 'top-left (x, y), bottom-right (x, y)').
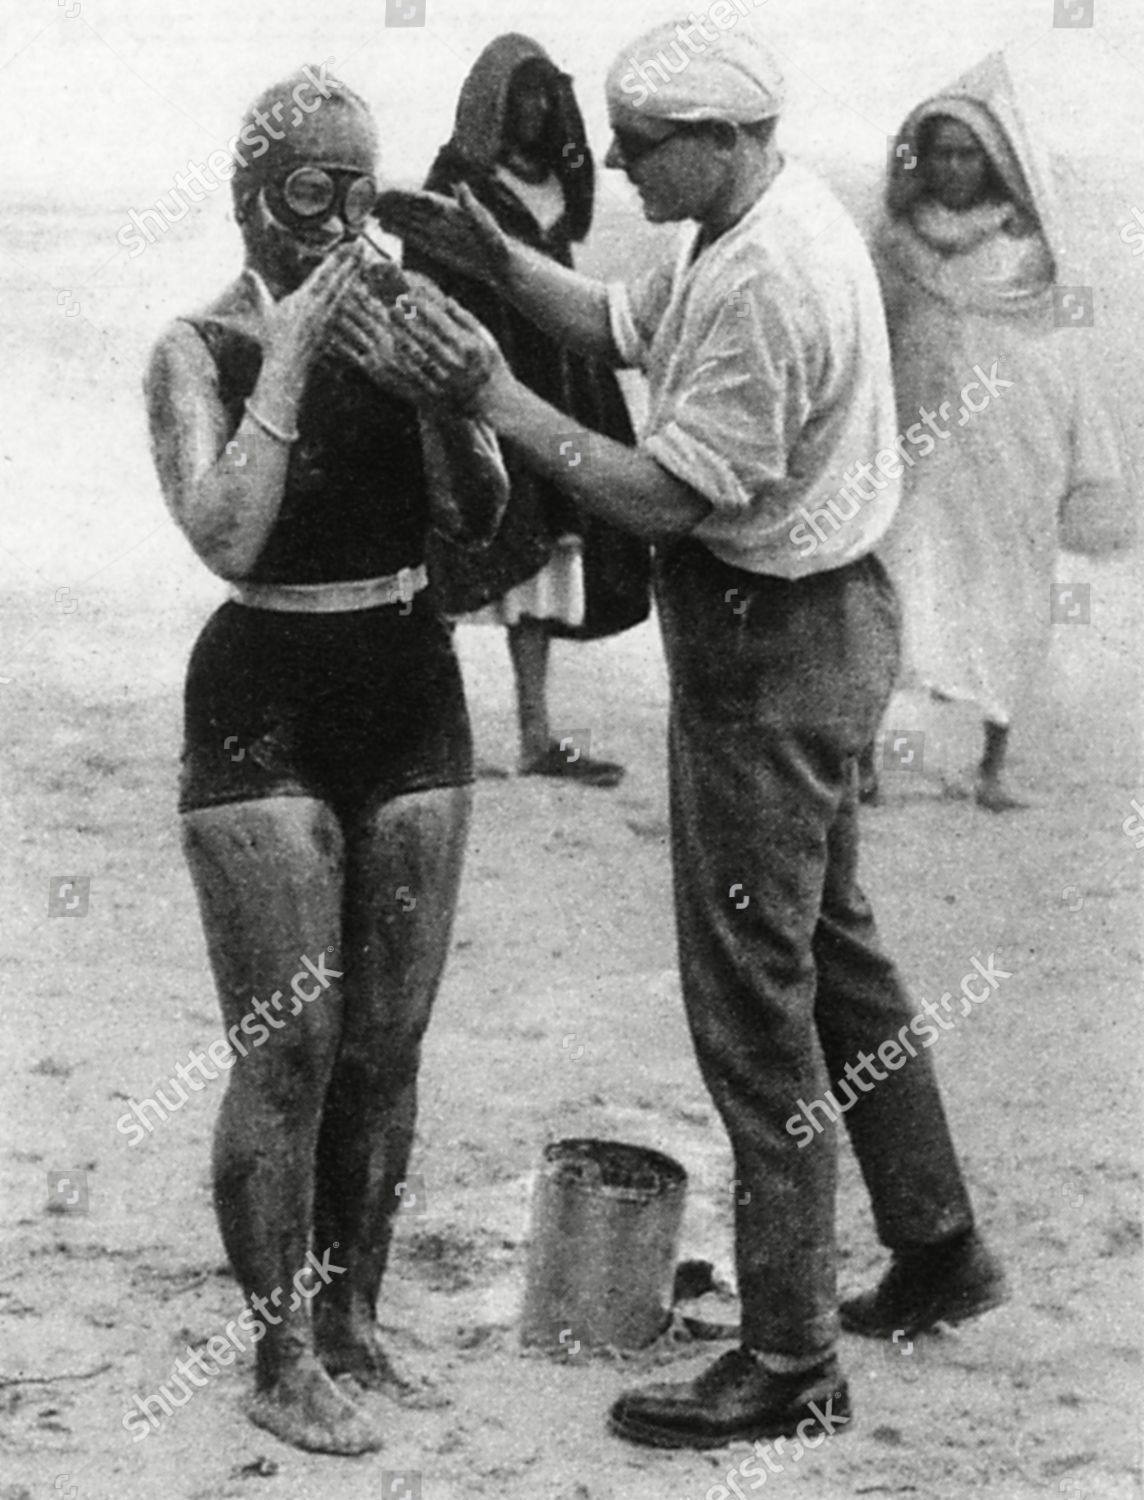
top-left (2, 0), bottom-right (1139, 207)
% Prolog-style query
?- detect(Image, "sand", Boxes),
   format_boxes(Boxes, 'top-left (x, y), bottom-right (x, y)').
top-left (1, 158), bottom-right (1140, 1499)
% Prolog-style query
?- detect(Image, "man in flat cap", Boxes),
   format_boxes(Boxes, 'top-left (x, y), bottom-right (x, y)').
top-left (384, 17), bottom-right (1005, 1449)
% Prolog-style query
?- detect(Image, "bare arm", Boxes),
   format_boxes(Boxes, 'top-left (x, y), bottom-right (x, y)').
top-left (496, 239), bottom-right (617, 364)
top-left (145, 324), bottom-right (297, 581)
top-left (377, 186), bottom-right (619, 364)
top-left (144, 244), bottom-right (362, 580)
top-left (478, 379), bottom-right (708, 540)
top-left (392, 299), bottom-right (710, 542)
top-left (418, 411), bottom-right (509, 544)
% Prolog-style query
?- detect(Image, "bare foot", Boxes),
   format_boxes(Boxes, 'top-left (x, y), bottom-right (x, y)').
top-left (974, 776), bottom-right (1029, 813)
top-left (318, 1324), bottom-right (450, 1409)
top-left (247, 1355), bottom-right (385, 1455)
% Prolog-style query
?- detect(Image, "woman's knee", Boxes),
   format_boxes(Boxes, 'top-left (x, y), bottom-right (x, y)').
top-left (181, 798), bottom-right (347, 1019)
top-left (337, 1008), bottom-right (429, 1092)
top-left (219, 1042), bottom-right (335, 1126)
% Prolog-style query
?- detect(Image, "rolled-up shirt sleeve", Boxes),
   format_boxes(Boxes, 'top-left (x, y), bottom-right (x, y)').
top-left (607, 281), bottom-right (644, 369)
top-left (646, 280), bottom-right (813, 517)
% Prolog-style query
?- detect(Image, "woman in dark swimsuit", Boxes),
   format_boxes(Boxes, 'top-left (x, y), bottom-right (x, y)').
top-left (144, 71), bottom-right (505, 1455)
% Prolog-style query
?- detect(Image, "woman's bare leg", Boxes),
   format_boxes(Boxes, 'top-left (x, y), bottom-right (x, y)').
top-left (311, 784), bottom-right (472, 1393)
top-left (857, 739), bottom-right (880, 804)
top-left (508, 618), bottom-right (551, 768)
top-left (181, 797), bottom-right (383, 1454)
top-left (976, 720), bottom-right (1027, 812)
top-left (510, 617), bottom-right (625, 787)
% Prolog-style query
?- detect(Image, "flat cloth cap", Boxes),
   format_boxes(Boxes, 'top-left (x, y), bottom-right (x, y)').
top-left (606, 18), bottom-right (786, 124)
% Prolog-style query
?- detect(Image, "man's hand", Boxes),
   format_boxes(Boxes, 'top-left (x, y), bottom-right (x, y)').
top-left (375, 186), bottom-right (513, 284)
top-left (328, 265), bottom-right (467, 407)
top-left (328, 279), bottom-right (429, 404)
top-left (388, 295), bottom-right (512, 418)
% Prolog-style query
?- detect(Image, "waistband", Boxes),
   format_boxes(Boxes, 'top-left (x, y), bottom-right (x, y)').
top-left (228, 566), bottom-right (429, 614)
top-left (659, 539), bottom-right (885, 592)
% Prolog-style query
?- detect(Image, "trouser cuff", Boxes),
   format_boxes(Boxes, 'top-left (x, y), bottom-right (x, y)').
top-left (751, 1346), bottom-right (837, 1376)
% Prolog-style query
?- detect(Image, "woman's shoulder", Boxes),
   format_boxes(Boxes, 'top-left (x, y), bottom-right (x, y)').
top-left (147, 317), bottom-right (214, 386)
top-left (154, 275), bottom-right (265, 363)
top-left (184, 272), bottom-right (268, 336)
top-left (147, 275), bottom-right (263, 393)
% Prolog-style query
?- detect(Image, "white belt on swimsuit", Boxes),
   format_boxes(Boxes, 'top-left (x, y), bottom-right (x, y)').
top-left (228, 565), bottom-right (429, 614)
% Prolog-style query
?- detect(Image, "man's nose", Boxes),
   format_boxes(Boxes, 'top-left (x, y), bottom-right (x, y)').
top-left (604, 137), bottom-right (624, 172)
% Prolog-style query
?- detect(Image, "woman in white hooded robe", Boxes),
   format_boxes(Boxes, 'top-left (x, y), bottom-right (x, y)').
top-left (872, 54), bottom-right (1128, 810)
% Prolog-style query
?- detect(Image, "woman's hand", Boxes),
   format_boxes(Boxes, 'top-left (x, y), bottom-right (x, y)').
top-left (259, 240), bottom-right (365, 400)
top-left (388, 295), bottom-right (514, 419)
top-left (375, 186), bottom-right (513, 284)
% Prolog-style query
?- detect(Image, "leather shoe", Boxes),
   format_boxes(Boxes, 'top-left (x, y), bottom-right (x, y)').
top-left (608, 1347), bottom-right (851, 1450)
top-left (841, 1229), bottom-right (1007, 1338)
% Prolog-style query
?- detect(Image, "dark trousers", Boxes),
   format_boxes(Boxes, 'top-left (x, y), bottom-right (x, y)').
top-left (656, 540), bottom-right (974, 1359)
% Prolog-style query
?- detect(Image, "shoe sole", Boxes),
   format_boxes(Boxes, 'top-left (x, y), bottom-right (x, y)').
top-left (840, 1281), bottom-right (1008, 1339)
top-left (607, 1391), bottom-right (852, 1451)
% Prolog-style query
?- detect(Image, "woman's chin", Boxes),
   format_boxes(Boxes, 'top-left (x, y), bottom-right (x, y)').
top-left (297, 243), bottom-right (340, 268)
top-left (251, 243), bottom-right (337, 295)
top-left (282, 244), bottom-right (341, 287)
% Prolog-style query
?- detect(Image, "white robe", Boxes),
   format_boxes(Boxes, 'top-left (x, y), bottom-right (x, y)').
top-left (875, 56), bottom-right (1128, 725)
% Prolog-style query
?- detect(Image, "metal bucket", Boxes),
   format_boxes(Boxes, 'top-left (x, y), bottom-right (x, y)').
top-left (519, 1138), bottom-right (688, 1352)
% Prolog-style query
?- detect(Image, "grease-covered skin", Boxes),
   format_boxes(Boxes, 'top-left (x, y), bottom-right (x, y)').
top-left (143, 71), bottom-right (505, 1456)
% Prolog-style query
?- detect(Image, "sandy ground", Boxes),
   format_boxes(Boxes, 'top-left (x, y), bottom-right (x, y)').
top-left (1, 180), bottom-right (1142, 1499)
top-left (1, 558), bottom-right (1141, 1500)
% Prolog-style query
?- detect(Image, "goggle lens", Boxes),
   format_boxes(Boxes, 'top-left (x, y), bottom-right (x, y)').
top-left (281, 167), bottom-right (376, 226)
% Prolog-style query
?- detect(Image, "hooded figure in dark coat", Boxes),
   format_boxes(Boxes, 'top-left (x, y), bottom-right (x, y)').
top-left (410, 32), bottom-right (650, 786)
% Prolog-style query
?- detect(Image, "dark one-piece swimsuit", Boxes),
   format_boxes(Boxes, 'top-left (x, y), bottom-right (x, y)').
top-left (178, 317), bottom-right (473, 824)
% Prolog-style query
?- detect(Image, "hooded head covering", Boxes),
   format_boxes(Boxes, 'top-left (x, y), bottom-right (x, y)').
top-left (445, 33), bottom-right (595, 242)
top-left (885, 52), bottom-right (1066, 275)
top-left (231, 70), bottom-right (378, 222)
top-left (605, 20), bottom-right (785, 125)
